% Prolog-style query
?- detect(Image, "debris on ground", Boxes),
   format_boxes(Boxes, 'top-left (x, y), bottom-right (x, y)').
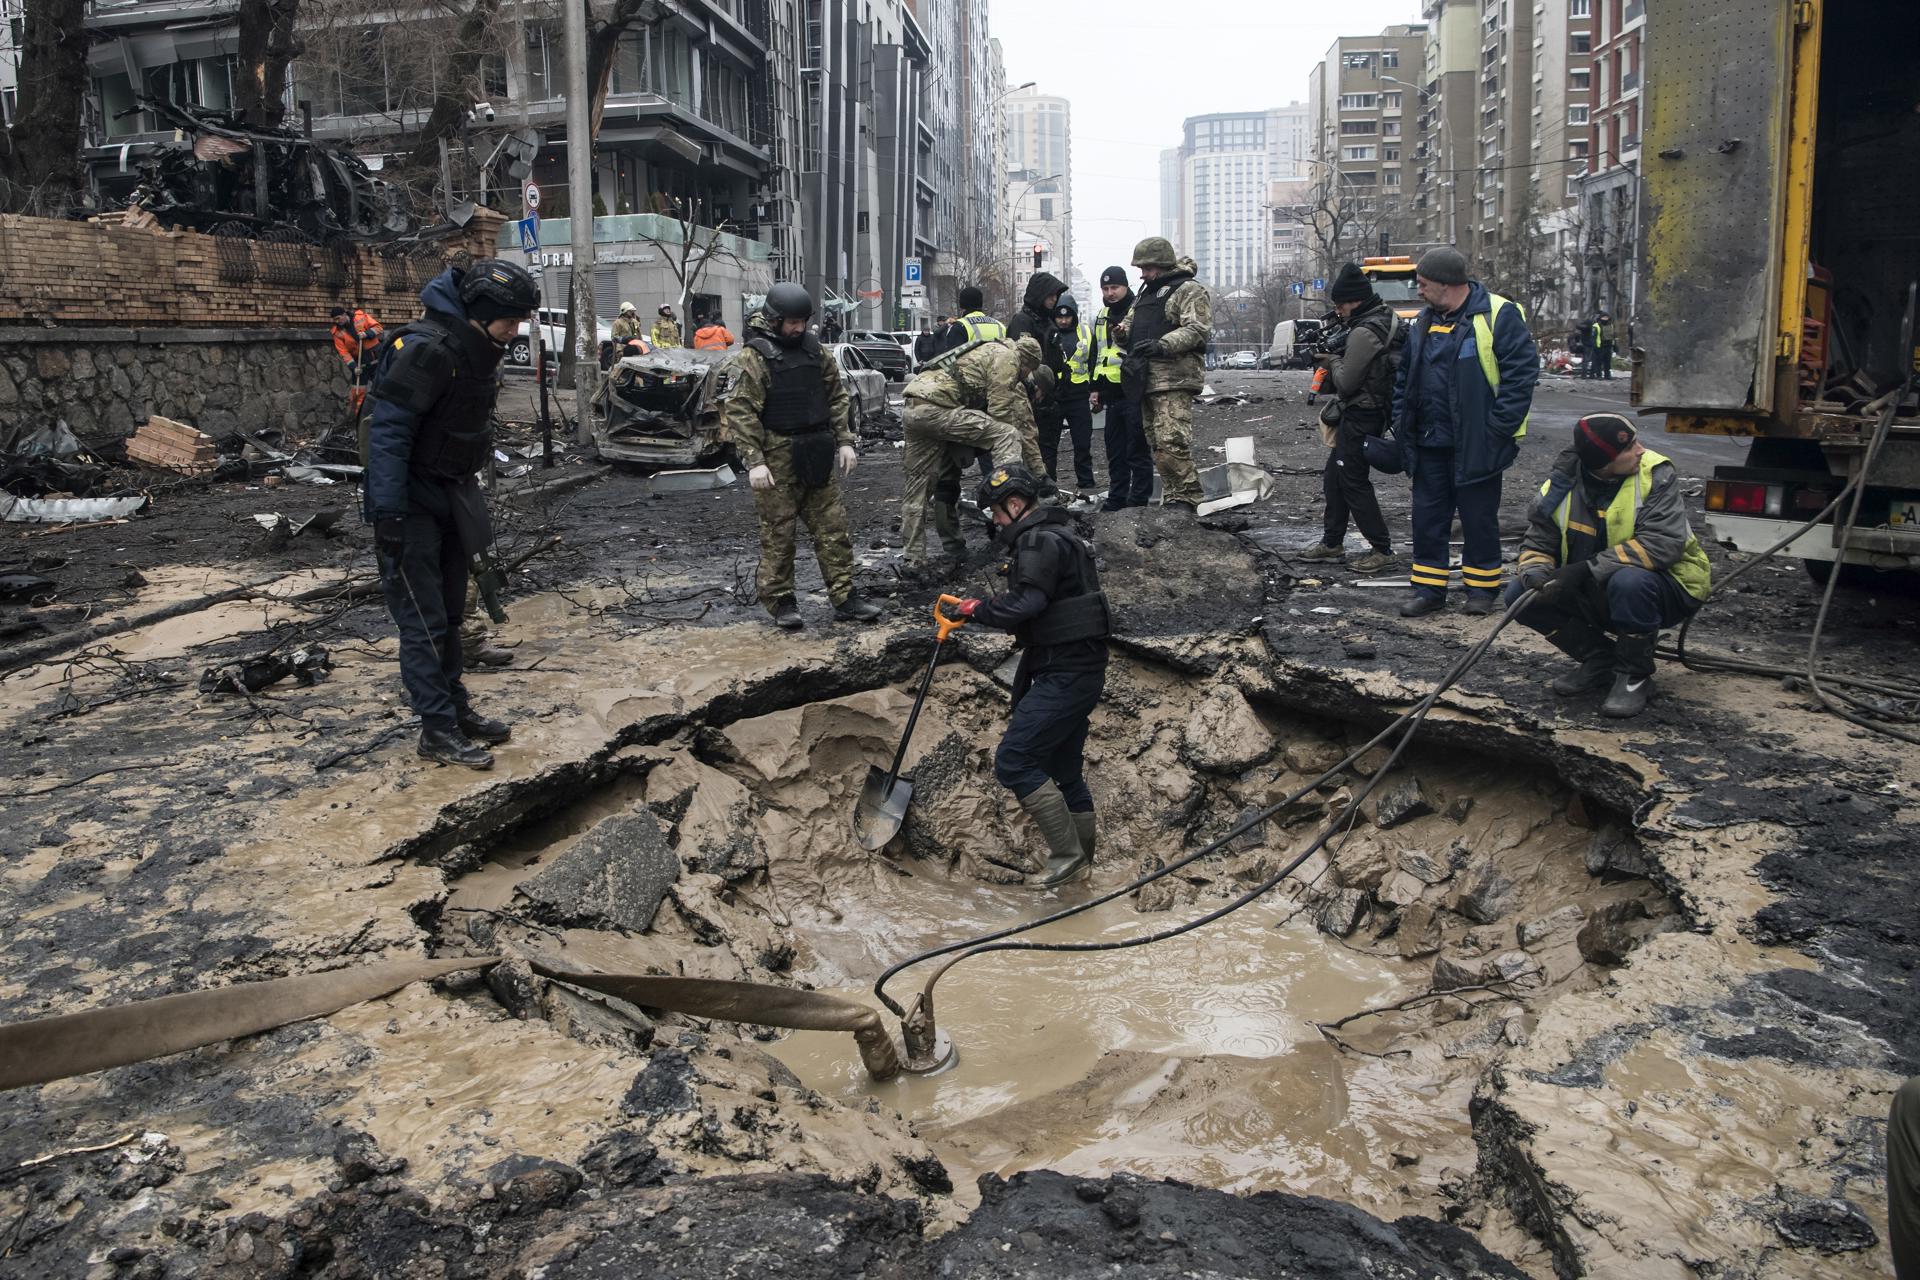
top-left (126, 416), bottom-right (220, 475)
top-left (0, 493), bottom-right (148, 523)
top-left (198, 644), bottom-right (332, 695)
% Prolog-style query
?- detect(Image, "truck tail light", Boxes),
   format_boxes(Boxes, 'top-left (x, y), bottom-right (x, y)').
top-left (1706, 480), bottom-right (1779, 515)
top-left (1791, 487), bottom-right (1834, 514)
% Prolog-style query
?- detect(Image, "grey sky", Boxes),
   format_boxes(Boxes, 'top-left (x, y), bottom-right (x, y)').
top-left (990, 0), bottom-right (1424, 289)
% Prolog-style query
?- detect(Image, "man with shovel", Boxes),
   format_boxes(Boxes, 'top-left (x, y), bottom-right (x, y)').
top-left (952, 463), bottom-right (1110, 888)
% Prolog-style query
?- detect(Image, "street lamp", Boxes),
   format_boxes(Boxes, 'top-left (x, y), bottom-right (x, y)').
top-left (1378, 72), bottom-right (1455, 246)
top-left (1008, 170), bottom-right (1062, 307)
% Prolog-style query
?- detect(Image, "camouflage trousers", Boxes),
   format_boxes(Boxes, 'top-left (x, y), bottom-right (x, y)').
top-left (1142, 390), bottom-right (1204, 508)
top-left (902, 401), bottom-right (1022, 567)
top-left (753, 443), bottom-right (855, 609)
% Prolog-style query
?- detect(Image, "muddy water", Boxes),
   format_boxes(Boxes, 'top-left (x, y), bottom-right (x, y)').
top-left (767, 885), bottom-right (1469, 1211)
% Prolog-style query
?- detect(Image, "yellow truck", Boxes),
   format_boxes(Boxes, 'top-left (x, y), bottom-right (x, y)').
top-left (1360, 255), bottom-right (1424, 322)
top-left (1638, 0), bottom-right (1920, 581)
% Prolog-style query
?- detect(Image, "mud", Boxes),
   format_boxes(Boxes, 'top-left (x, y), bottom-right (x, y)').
top-left (0, 370), bottom-right (1914, 1278)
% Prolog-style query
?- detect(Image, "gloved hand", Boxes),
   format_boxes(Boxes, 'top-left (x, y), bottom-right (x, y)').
top-left (1130, 338), bottom-right (1169, 360)
top-left (1542, 558), bottom-right (1593, 600)
top-left (955, 598), bottom-right (981, 617)
top-left (374, 516), bottom-right (406, 563)
top-left (748, 464), bottom-right (775, 491)
top-left (1518, 564), bottom-right (1554, 592)
top-left (837, 445), bottom-right (858, 477)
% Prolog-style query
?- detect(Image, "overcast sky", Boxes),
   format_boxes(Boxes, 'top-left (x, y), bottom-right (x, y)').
top-left (990, 0), bottom-right (1425, 290)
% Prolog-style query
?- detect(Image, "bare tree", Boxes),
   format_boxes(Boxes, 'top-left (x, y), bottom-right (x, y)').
top-left (636, 197), bottom-right (770, 320)
top-left (1293, 169), bottom-right (1407, 284)
top-left (0, 0), bottom-right (92, 215)
top-left (404, 0), bottom-right (505, 172)
top-left (936, 225), bottom-right (1016, 318)
top-left (1483, 181), bottom-right (1570, 327)
top-left (236, 0), bottom-right (303, 128)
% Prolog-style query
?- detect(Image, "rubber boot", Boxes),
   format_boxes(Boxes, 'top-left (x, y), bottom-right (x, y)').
top-left (1020, 782), bottom-right (1089, 887)
top-left (1071, 810), bottom-right (1097, 866)
top-left (1546, 616), bottom-right (1615, 697)
top-left (1602, 631), bottom-right (1658, 718)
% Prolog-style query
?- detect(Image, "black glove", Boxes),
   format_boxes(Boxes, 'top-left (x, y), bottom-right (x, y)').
top-left (1518, 564), bottom-right (1554, 592)
top-left (374, 516), bottom-right (406, 563)
top-left (1130, 338), bottom-right (1169, 359)
top-left (1540, 558), bottom-right (1593, 601)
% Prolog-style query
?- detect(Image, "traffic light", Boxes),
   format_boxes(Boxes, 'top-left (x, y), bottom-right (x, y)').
top-left (1032, 245), bottom-right (1044, 271)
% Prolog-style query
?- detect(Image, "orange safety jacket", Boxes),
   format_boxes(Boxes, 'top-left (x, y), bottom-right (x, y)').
top-left (692, 324), bottom-right (735, 350)
top-left (332, 310), bottom-right (383, 382)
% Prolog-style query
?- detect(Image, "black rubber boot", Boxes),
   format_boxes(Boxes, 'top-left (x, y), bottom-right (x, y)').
top-left (419, 727), bottom-right (493, 770)
top-left (1602, 631), bottom-right (1658, 718)
top-left (1399, 592), bottom-right (1446, 619)
top-left (1020, 782), bottom-right (1090, 887)
top-left (771, 597), bottom-right (803, 630)
top-left (456, 711), bottom-right (512, 744)
top-left (833, 593), bottom-right (884, 623)
top-left (1545, 617), bottom-right (1616, 696)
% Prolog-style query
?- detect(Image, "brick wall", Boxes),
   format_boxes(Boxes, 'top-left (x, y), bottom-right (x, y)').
top-left (0, 208), bottom-right (509, 329)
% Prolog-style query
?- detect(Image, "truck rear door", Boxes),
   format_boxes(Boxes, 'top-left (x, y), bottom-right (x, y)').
top-left (1638, 0), bottom-right (1802, 413)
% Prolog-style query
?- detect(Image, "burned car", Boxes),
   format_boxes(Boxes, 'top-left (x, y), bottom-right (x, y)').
top-left (592, 348), bottom-right (737, 468)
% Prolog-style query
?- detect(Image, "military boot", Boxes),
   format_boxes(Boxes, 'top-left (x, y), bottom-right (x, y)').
top-left (932, 502), bottom-right (967, 559)
top-left (834, 593), bottom-right (884, 623)
top-left (770, 597), bottom-right (804, 630)
top-left (1295, 542), bottom-right (1345, 562)
top-left (1601, 631), bottom-right (1658, 718)
top-left (456, 710), bottom-right (512, 745)
top-left (1019, 781), bottom-right (1090, 887)
top-left (419, 727), bottom-right (493, 770)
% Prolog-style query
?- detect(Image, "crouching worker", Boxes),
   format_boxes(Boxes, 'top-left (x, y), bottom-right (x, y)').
top-left (1507, 413), bottom-right (1710, 718)
top-left (952, 464), bottom-right (1110, 887)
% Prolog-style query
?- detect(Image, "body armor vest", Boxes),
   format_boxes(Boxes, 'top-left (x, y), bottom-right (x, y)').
top-left (404, 316), bottom-right (500, 481)
top-left (749, 334), bottom-right (832, 436)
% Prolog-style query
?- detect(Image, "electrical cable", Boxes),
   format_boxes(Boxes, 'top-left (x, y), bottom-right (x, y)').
top-left (872, 588), bottom-right (1535, 1019)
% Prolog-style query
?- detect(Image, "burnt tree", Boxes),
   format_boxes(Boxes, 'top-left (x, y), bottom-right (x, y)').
top-left (1, 0), bottom-right (92, 215)
top-left (404, 0), bottom-right (504, 172)
top-left (235, 0), bottom-right (303, 128)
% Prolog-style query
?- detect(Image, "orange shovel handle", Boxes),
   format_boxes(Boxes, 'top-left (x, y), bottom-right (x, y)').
top-left (933, 594), bottom-right (969, 642)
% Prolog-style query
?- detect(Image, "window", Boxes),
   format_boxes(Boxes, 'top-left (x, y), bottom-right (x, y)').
top-left (1382, 92), bottom-right (1403, 110)
top-left (1342, 53), bottom-right (1376, 70)
top-left (1340, 120), bottom-right (1378, 135)
top-left (1384, 145), bottom-right (1401, 161)
top-left (1337, 93), bottom-right (1378, 110)
top-left (1382, 120), bottom-right (1400, 137)
top-left (1381, 50), bottom-right (1399, 68)
top-left (1571, 69), bottom-right (1590, 90)
top-left (1385, 170), bottom-right (1401, 187)
top-left (1570, 0), bottom-right (1589, 13)
top-left (1569, 105), bottom-right (1589, 124)
top-left (1039, 197), bottom-right (1053, 220)
top-left (1570, 139), bottom-right (1591, 159)
top-left (1572, 33), bottom-right (1592, 53)
top-left (1343, 145), bottom-right (1376, 161)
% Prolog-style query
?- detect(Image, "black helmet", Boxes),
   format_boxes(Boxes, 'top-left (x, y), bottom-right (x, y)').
top-left (765, 282), bottom-right (814, 320)
top-left (978, 462), bottom-right (1042, 510)
top-left (460, 259), bottom-right (539, 322)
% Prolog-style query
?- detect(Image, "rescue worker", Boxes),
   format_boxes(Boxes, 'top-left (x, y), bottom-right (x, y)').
top-left (1297, 263), bottom-right (1400, 572)
top-left (1588, 310), bottom-right (1616, 380)
top-left (364, 259), bottom-right (536, 770)
top-left (938, 284), bottom-right (1007, 353)
top-left (651, 304), bottom-right (682, 349)
top-left (952, 463), bottom-right (1110, 889)
top-left (1092, 265), bottom-right (1152, 510)
top-left (693, 315), bottom-right (736, 350)
top-left (1391, 245), bottom-right (1540, 617)
top-left (1039, 292), bottom-right (1097, 491)
top-left (899, 335), bottom-right (1042, 571)
top-left (331, 301), bottom-right (383, 436)
top-left (611, 301), bottom-right (644, 346)
top-left (1508, 414), bottom-right (1708, 718)
top-left (722, 283), bottom-right (884, 630)
top-left (1116, 237), bottom-right (1210, 512)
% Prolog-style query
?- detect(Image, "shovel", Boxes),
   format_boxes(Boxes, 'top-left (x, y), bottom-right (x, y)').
top-left (852, 594), bottom-right (969, 850)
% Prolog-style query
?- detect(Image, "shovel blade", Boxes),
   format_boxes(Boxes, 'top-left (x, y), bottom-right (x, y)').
top-left (852, 765), bottom-right (912, 851)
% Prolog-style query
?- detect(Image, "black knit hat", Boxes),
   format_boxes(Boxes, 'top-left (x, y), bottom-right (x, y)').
top-left (1574, 413), bottom-right (1638, 471)
top-left (1328, 262), bottom-right (1373, 304)
top-left (1416, 245), bottom-right (1470, 287)
top-left (958, 285), bottom-right (985, 311)
top-left (1100, 265), bottom-right (1128, 288)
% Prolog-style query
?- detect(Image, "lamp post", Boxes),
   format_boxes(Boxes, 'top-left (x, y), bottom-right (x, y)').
top-left (1007, 170), bottom-right (1061, 312)
top-left (1379, 72), bottom-right (1454, 247)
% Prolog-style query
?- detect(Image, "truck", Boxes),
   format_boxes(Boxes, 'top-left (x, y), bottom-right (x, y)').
top-left (1637, 0), bottom-right (1920, 582)
top-left (1359, 255), bottom-right (1424, 322)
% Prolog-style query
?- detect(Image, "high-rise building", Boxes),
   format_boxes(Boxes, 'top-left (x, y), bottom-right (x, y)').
top-left (1305, 26), bottom-right (1427, 269)
top-left (1005, 87), bottom-right (1070, 286)
top-left (1157, 107), bottom-right (1308, 291)
top-left (1414, 0), bottom-right (1479, 251)
top-left (1158, 147), bottom-right (1187, 245)
top-left (1574, 0), bottom-right (1645, 319)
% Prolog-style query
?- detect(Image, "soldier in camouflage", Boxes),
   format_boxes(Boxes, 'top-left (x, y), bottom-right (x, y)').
top-left (721, 283), bottom-right (885, 630)
top-left (899, 334), bottom-right (1044, 570)
top-left (1115, 237), bottom-right (1211, 511)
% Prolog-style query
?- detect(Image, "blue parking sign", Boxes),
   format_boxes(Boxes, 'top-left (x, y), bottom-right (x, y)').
top-left (1313, 277), bottom-right (1325, 291)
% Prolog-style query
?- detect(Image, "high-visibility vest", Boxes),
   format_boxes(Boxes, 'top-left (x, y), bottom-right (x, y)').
top-left (1063, 321), bottom-right (1092, 385)
top-left (958, 311), bottom-right (1005, 343)
top-left (1091, 312), bottom-right (1123, 384)
top-left (1542, 447), bottom-right (1711, 601)
top-left (1469, 293), bottom-right (1529, 439)
top-left (1591, 321), bottom-right (1605, 347)
top-left (693, 325), bottom-right (734, 350)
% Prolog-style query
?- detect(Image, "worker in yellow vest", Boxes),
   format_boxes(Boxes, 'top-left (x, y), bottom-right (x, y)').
top-left (1510, 414), bottom-right (1710, 718)
top-left (1038, 293), bottom-right (1097, 490)
top-left (1390, 246), bottom-right (1540, 619)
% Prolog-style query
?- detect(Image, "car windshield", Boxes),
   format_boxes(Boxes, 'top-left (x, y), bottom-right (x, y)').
top-left (1366, 274), bottom-right (1421, 303)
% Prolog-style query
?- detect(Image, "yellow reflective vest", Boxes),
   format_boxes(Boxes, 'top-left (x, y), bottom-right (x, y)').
top-left (1540, 448), bottom-right (1711, 601)
top-left (959, 311), bottom-right (1005, 343)
top-left (1063, 321), bottom-right (1092, 386)
top-left (1091, 311), bottom-right (1123, 384)
top-left (1474, 293), bottom-right (1529, 439)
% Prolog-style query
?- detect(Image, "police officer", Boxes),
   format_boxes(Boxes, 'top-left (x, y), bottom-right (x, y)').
top-left (938, 284), bottom-right (1006, 353)
top-left (723, 283), bottom-right (884, 630)
top-left (365, 258), bottom-right (537, 769)
top-left (899, 334), bottom-right (1042, 571)
top-left (1039, 292), bottom-right (1097, 491)
top-left (953, 463), bottom-right (1110, 888)
top-left (651, 304), bottom-right (682, 349)
top-left (1117, 237), bottom-right (1210, 512)
top-left (1091, 265), bottom-right (1152, 510)
top-left (1509, 414), bottom-right (1710, 718)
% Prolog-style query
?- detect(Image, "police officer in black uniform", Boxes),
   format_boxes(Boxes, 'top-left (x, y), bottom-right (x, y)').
top-left (954, 463), bottom-right (1110, 888)
top-left (365, 258), bottom-right (539, 770)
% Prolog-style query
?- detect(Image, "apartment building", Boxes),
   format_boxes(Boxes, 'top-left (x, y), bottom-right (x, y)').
top-left (1305, 27), bottom-right (1426, 257)
top-left (1154, 107), bottom-right (1311, 291)
top-left (1005, 87), bottom-right (1070, 284)
top-left (1573, 0), bottom-right (1644, 317)
top-left (1414, 0), bottom-right (1478, 250)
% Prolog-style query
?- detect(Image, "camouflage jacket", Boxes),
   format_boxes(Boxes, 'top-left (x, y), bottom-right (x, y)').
top-left (902, 338), bottom-right (1036, 440)
top-left (1116, 256), bottom-right (1212, 394)
top-left (721, 315), bottom-right (853, 468)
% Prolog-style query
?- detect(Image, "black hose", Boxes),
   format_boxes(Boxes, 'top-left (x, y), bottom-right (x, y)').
top-left (871, 589), bottom-right (1536, 1018)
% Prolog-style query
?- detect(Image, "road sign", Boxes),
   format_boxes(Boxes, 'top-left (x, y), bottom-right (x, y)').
top-left (523, 181), bottom-right (540, 212)
top-left (517, 215), bottom-right (539, 255)
top-left (1313, 277), bottom-right (1325, 290)
top-left (1291, 282), bottom-right (1305, 296)
top-left (904, 256), bottom-right (922, 286)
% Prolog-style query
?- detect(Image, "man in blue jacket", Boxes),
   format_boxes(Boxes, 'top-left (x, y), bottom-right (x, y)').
top-left (1391, 246), bottom-right (1540, 618)
top-left (365, 259), bottom-right (538, 770)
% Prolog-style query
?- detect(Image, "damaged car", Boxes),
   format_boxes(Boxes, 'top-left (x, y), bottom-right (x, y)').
top-left (592, 348), bottom-right (737, 469)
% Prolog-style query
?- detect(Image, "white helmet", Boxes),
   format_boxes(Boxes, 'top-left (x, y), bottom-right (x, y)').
top-left (619, 301), bottom-right (637, 314)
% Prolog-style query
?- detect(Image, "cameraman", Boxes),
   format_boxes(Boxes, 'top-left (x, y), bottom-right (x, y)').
top-left (1297, 263), bottom-right (1399, 572)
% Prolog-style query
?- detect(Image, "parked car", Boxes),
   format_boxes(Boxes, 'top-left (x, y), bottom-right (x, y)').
top-left (844, 330), bottom-right (910, 382)
top-left (509, 307), bottom-right (613, 372)
top-left (826, 344), bottom-right (889, 435)
top-left (1225, 349), bottom-right (1259, 369)
top-left (591, 347), bottom-right (735, 468)
top-left (1264, 318), bottom-right (1326, 370)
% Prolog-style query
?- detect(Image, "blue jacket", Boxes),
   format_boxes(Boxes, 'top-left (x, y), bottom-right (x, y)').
top-left (1391, 281), bottom-right (1539, 485)
top-left (364, 269), bottom-right (481, 522)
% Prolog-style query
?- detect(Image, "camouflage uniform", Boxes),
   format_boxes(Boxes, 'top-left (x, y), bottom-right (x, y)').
top-left (1117, 243), bottom-right (1211, 508)
top-left (722, 314), bottom-right (859, 611)
top-left (899, 336), bottom-right (1039, 567)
